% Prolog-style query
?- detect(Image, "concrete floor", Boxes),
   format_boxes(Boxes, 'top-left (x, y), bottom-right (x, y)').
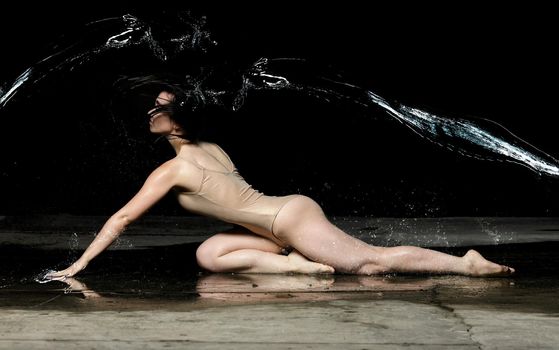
top-left (1, 215), bottom-right (559, 349)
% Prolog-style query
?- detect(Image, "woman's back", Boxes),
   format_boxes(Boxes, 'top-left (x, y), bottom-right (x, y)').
top-left (183, 142), bottom-right (236, 173)
top-left (174, 142), bottom-right (299, 237)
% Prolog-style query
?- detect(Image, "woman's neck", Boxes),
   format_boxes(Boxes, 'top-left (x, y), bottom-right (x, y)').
top-left (166, 134), bottom-right (192, 154)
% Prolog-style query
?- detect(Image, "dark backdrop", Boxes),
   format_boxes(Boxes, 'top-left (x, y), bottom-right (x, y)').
top-left (1, 2), bottom-right (558, 217)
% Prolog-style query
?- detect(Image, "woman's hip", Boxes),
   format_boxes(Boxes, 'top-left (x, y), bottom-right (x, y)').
top-left (271, 195), bottom-right (327, 240)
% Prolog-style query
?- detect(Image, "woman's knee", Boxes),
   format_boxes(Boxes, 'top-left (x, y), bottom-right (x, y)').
top-left (361, 247), bottom-right (401, 274)
top-left (354, 247), bottom-right (392, 275)
top-left (196, 234), bottom-right (227, 272)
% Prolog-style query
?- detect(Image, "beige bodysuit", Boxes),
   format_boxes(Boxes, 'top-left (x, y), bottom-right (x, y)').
top-left (174, 142), bottom-right (300, 240)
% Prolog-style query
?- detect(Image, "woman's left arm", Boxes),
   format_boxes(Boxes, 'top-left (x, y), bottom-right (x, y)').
top-left (46, 159), bottom-right (181, 280)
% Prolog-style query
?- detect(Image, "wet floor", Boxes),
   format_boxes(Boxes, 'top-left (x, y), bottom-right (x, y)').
top-left (1, 216), bottom-right (559, 349)
top-left (1, 240), bottom-right (558, 311)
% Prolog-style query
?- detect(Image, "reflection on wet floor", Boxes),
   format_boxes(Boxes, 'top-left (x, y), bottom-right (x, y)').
top-left (2, 219), bottom-right (559, 349)
top-left (1, 240), bottom-right (558, 314)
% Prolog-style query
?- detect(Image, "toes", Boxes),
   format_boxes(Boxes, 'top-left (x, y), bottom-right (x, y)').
top-left (312, 263), bottom-right (334, 274)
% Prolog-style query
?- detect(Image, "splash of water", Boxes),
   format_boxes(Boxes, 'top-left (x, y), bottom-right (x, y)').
top-left (34, 269), bottom-right (58, 284)
top-left (242, 57), bottom-right (559, 178)
top-left (476, 218), bottom-right (517, 245)
top-left (34, 232), bottom-right (81, 284)
top-left (0, 13), bottom-right (215, 108)
top-left (366, 91), bottom-right (559, 176)
top-left (1, 12), bottom-right (557, 178)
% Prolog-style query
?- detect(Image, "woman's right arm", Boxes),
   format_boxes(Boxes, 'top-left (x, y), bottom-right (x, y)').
top-left (46, 159), bottom-right (182, 280)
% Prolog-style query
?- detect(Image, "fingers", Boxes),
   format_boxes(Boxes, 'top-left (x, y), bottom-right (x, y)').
top-left (44, 272), bottom-right (69, 282)
top-left (39, 261), bottom-right (87, 284)
top-left (46, 269), bottom-right (70, 278)
top-left (36, 270), bottom-right (68, 283)
top-left (44, 268), bottom-right (75, 281)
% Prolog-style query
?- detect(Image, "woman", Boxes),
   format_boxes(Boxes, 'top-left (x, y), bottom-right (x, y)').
top-left (47, 86), bottom-right (515, 280)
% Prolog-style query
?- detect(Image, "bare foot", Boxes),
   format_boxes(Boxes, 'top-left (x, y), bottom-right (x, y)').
top-left (463, 249), bottom-right (515, 277)
top-left (287, 250), bottom-right (335, 274)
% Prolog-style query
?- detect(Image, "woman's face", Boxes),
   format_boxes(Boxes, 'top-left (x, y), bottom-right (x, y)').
top-left (148, 91), bottom-right (180, 135)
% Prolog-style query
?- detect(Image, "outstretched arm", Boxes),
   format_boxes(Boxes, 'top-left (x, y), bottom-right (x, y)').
top-left (46, 160), bottom-right (181, 280)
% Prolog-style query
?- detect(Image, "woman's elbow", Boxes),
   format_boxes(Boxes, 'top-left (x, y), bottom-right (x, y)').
top-left (110, 213), bottom-right (135, 228)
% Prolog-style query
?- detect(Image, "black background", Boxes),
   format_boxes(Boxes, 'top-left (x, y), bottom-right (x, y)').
top-left (1, 2), bottom-right (558, 217)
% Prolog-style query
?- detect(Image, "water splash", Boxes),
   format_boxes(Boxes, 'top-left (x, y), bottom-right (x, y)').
top-left (367, 91), bottom-right (559, 176)
top-left (33, 232), bottom-right (81, 284)
top-left (0, 68), bottom-right (32, 107)
top-left (1, 12), bottom-right (557, 178)
top-left (242, 57), bottom-right (559, 178)
top-left (34, 269), bottom-right (58, 284)
top-left (69, 232), bottom-right (80, 250)
top-left (0, 13), bottom-right (215, 108)
top-left (476, 218), bottom-right (517, 245)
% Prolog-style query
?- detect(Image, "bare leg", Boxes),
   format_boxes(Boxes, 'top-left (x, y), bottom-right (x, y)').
top-left (357, 245), bottom-right (514, 277)
top-left (196, 229), bottom-right (334, 274)
top-left (273, 196), bottom-right (515, 276)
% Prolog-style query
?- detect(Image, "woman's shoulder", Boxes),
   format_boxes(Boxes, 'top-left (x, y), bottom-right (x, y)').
top-left (157, 157), bottom-right (202, 176)
top-left (151, 158), bottom-right (204, 193)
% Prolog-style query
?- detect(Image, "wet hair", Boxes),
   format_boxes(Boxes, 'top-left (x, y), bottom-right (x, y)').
top-left (113, 73), bottom-right (217, 144)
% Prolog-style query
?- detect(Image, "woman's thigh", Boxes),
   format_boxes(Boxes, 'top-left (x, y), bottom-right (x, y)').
top-left (273, 196), bottom-right (381, 273)
top-left (196, 226), bottom-right (284, 260)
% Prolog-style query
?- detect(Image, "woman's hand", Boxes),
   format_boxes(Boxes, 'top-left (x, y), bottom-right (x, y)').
top-left (42, 160), bottom-right (178, 282)
top-left (45, 260), bottom-right (88, 281)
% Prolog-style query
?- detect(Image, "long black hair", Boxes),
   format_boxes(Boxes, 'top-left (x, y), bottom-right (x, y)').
top-left (112, 71), bottom-right (228, 144)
